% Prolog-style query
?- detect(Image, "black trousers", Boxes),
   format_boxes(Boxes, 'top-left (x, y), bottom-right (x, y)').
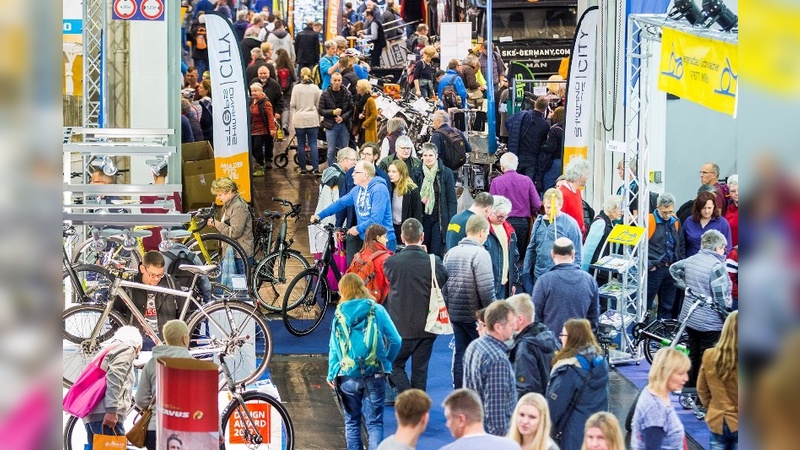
top-left (507, 217), bottom-right (531, 260)
top-left (646, 265), bottom-right (678, 319)
top-left (389, 337), bottom-right (436, 392)
top-left (686, 327), bottom-right (721, 388)
top-left (251, 134), bottom-right (273, 166)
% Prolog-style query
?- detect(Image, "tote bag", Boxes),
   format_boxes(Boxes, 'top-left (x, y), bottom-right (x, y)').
top-left (62, 346), bottom-right (115, 418)
top-left (93, 429), bottom-right (127, 449)
top-left (424, 255), bottom-right (453, 335)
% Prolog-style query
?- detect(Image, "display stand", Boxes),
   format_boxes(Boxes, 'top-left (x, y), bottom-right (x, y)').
top-left (590, 224), bottom-right (646, 365)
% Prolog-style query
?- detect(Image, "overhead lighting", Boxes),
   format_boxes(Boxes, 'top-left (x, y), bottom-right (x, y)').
top-left (669, 0), bottom-right (703, 25)
top-left (702, 0), bottom-right (738, 31)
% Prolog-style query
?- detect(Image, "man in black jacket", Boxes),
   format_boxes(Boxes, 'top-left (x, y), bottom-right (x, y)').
top-left (507, 293), bottom-right (560, 398)
top-left (647, 192), bottom-right (685, 319)
top-left (249, 65), bottom-right (283, 169)
top-left (294, 20), bottom-right (320, 73)
top-left (430, 110), bottom-right (472, 171)
top-left (318, 73), bottom-right (354, 167)
top-left (384, 218), bottom-right (448, 393)
top-left (505, 96), bottom-right (550, 183)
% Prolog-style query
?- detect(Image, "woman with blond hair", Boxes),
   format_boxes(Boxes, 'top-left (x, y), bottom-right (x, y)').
top-left (547, 318), bottom-right (609, 450)
top-left (507, 393), bottom-right (559, 450)
top-left (387, 159), bottom-right (423, 239)
top-left (631, 346), bottom-right (691, 450)
top-left (327, 273), bottom-right (402, 450)
top-left (353, 79), bottom-right (378, 146)
top-left (582, 412), bottom-right (625, 450)
top-left (208, 177), bottom-right (254, 276)
top-left (698, 311), bottom-right (738, 450)
top-left (413, 46), bottom-right (437, 99)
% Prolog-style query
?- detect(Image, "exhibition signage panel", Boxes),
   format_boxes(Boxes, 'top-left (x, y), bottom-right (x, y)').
top-left (112, 0), bottom-right (165, 21)
top-left (658, 27), bottom-right (738, 117)
top-left (563, 6), bottom-right (598, 164)
top-left (157, 358), bottom-right (219, 449)
top-left (205, 12), bottom-right (252, 201)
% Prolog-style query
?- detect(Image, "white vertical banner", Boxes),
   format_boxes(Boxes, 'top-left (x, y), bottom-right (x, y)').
top-left (563, 6), bottom-right (599, 164)
top-left (204, 12), bottom-right (252, 201)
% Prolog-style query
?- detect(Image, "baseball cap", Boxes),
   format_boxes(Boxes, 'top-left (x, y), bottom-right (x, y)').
top-left (344, 48), bottom-right (360, 57)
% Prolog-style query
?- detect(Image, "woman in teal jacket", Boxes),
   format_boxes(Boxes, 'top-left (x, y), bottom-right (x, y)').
top-left (327, 273), bottom-right (402, 450)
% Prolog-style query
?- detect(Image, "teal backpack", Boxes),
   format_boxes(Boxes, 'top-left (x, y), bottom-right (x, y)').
top-left (334, 302), bottom-right (381, 376)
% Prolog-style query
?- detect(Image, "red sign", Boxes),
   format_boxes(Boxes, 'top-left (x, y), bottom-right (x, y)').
top-left (112, 0), bottom-right (137, 19)
top-left (140, 0), bottom-right (164, 20)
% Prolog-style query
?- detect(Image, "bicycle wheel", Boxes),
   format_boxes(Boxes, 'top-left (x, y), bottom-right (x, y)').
top-left (71, 236), bottom-right (141, 271)
top-left (282, 268), bottom-right (330, 337)
top-left (186, 301), bottom-right (272, 386)
top-left (642, 320), bottom-right (687, 364)
top-left (186, 233), bottom-right (251, 285)
top-left (62, 305), bottom-right (127, 387)
top-left (274, 153), bottom-right (289, 168)
top-left (220, 391), bottom-right (295, 450)
top-left (63, 414), bottom-right (84, 450)
top-left (253, 251), bottom-right (311, 313)
top-left (63, 263), bottom-right (115, 306)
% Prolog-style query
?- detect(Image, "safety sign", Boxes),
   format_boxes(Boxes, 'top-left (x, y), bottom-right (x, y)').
top-left (113, 0), bottom-right (165, 21)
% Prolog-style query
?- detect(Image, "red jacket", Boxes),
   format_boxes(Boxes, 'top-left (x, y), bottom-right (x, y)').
top-left (559, 184), bottom-right (585, 236)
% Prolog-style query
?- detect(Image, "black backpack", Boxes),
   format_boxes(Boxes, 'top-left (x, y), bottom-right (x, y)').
top-left (441, 75), bottom-right (460, 110)
top-left (161, 243), bottom-right (211, 303)
top-left (435, 128), bottom-right (468, 171)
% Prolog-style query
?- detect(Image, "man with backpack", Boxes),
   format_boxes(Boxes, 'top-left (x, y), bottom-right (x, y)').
top-left (437, 59), bottom-right (468, 110)
top-left (430, 110), bottom-right (472, 172)
top-left (187, 13), bottom-right (210, 77)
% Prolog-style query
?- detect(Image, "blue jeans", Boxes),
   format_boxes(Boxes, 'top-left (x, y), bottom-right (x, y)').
top-left (296, 126), bottom-right (319, 171)
top-left (709, 420), bottom-right (738, 450)
top-left (85, 421), bottom-right (125, 449)
top-left (451, 321), bottom-right (479, 389)
top-left (337, 375), bottom-right (386, 450)
top-left (325, 123), bottom-right (350, 167)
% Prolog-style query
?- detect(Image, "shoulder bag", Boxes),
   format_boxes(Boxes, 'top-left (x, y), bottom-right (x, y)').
top-left (62, 346), bottom-right (116, 418)
top-left (425, 255), bottom-right (453, 335)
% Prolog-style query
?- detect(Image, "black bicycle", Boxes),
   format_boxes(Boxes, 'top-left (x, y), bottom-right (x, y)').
top-left (251, 198), bottom-right (311, 312)
top-left (281, 223), bottom-right (345, 336)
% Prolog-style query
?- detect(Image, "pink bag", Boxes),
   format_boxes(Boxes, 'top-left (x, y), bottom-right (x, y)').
top-left (316, 241), bottom-right (347, 292)
top-left (62, 346), bottom-right (116, 418)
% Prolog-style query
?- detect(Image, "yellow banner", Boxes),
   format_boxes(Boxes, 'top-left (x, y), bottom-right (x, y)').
top-left (658, 27), bottom-right (738, 116)
top-left (606, 224), bottom-right (646, 246)
top-left (215, 153), bottom-right (251, 202)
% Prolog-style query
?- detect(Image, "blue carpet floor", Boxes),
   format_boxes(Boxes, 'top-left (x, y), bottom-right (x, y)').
top-left (268, 307), bottom-right (334, 355)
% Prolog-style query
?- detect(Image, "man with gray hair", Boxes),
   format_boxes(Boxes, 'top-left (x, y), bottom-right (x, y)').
top-left (507, 293), bottom-right (559, 398)
top-left (669, 229), bottom-right (731, 388)
top-left (558, 157), bottom-right (591, 235)
top-left (490, 152), bottom-right (542, 258)
top-left (319, 40), bottom-right (340, 90)
top-left (646, 192), bottom-right (685, 319)
top-left (532, 237), bottom-right (599, 335)
top-left (430, 110), bottom-right (473, 171)
top-left (485, 195), bottom-right (520, 298)
top-left (378, 135), bottom-right (423, 185)
top-left (317, 147), bottom-right (359, 227)
top-left (446, 191), bottom-right (494, 250)
top-left (443, 214), bottom-right (496, 389)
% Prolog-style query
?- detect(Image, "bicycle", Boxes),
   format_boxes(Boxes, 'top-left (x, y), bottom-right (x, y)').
top-left (281, 223), bottom-right (345, 336)
top-left (63, 224), bottom-right (113, 306)
top-left (218, 352), bottom-right (295, 449)
top-left (62, 263), bottom-right (272, 388)
top-left (273, 129), bottom-right (327, 169)
top-left (70, 226), bottom-right (147, 271)
top-left (252, 198), bottom-right (312, 312)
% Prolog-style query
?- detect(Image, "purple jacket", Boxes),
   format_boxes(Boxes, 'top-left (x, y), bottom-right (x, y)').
top-left (489, 169), bottom-right (541, 218)
top-left (683, 216), bottom-right (732, 257)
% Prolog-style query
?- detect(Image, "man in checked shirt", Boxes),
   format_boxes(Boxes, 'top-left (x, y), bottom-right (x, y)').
top-left (462, 300), bottom-right (518, 436)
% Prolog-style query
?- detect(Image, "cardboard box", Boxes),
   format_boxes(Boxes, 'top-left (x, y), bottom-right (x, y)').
top-left (181, 141), bottom-right (217, 212)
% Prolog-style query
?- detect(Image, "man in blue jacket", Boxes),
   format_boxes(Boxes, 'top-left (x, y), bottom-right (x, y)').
top-left (437, 59), bottom-right (468, 110)
top-left (312, 160), bottom-right (397, 251)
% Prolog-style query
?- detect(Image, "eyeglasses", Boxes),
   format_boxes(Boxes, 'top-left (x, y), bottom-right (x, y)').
top-left (659, 209), bottom-right (674, 215)
top-left (492, 213), bottom-right (509, 221)
top-left (143, 266), bottom-right (165, 280)
top-left (353, 171), bottom-right (365, 175)
top-left (360, 152), bottom-right (373, 157)
top-left (699, 171), bottom-right (715, 175)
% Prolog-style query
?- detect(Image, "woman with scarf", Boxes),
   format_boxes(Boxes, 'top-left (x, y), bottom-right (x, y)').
top-left (418, 143), bottom-right (457, 258)
top-left (352, 79), bottom-right (378, 147)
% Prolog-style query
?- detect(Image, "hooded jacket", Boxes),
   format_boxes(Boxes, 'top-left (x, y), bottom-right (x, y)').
top-left (547, 346), bottom-right (609, 450)
top-left (327, 299), bottom-right (402, 381)
top-left (510, 322), bottom-right (560, 398)
top-left (267, 28), bottom-right (296, 64)
top-left (442, 238), bottom-right (496, 323)
top-left (317, 176), bottom-right (396, 242)
top-left (134, 345), bottom-right (193, 431)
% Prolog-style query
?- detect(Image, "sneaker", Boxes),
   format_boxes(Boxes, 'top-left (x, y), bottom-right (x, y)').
top-left (252, 168), bottom-right (265, 177)
top-left (299, 169), bottom-right (307, 175)
top-left (264, 162), bottom-right (273, 170)
top-left (312, 169), bottom-right (322, 177)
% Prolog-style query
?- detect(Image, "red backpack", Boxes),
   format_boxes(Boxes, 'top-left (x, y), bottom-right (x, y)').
top-left (277, 67), bottom-right (291, 91)
top-left (346, 250), bottom-right (390, 303)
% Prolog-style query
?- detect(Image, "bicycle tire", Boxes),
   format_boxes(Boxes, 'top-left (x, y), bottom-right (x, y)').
top-left (63, 263), bottom-right (115, 306)
top-left (185, 233), bottom-right (252, 285)
top-left (282, 268), bottom-right (329, 337)
top-left (63, 414), bottom-right (81, 450)
top-left (274, 153), bottom-right (289, 168)
top-left (252, 251), bottom-right (311, 312)
top-left (186, 301), bottom-right (272, 386)
top-left (62, 304), bottom-right (127, 387)
top-left (71, 236), bottom-right (142, 270)
top-left (642, 320), bottom-right (687, 364)
top-left (220, 391), bottom-right (295, 450)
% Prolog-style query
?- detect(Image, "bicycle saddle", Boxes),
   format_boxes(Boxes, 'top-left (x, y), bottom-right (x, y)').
top-left (177, 264), bottom-right (218, 276)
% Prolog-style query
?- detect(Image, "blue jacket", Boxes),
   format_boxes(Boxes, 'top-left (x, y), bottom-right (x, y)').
top-left (327, 299), bottom-right (402, 381)
top-left (193, 0), bottom-right (214, 18)
top-left (505, 109), bottom-right (550, 168)
top-left (437, 69), bottom-right (468, 109)
top-left (486, 220), bottom-right (520, 298)
top-left (318, 176), bottom-right (397, 242)
top-left (532, 263), bottom-right (600, 336)
top-left (522, 213), bottom-right (583, 291)
top-left (344, 164), bottom-right (391, 228)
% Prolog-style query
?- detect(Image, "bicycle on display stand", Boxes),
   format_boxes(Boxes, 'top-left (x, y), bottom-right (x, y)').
top-left (251, 198), bottom-right (312, 313)
top-left (62, 262), bottom-right (272, 389)
top-left (281, 223), bottom-right (346, 336)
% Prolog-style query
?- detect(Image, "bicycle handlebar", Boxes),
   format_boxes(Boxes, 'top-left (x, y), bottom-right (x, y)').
top-left (272, 198), bottom-right (303, 218)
